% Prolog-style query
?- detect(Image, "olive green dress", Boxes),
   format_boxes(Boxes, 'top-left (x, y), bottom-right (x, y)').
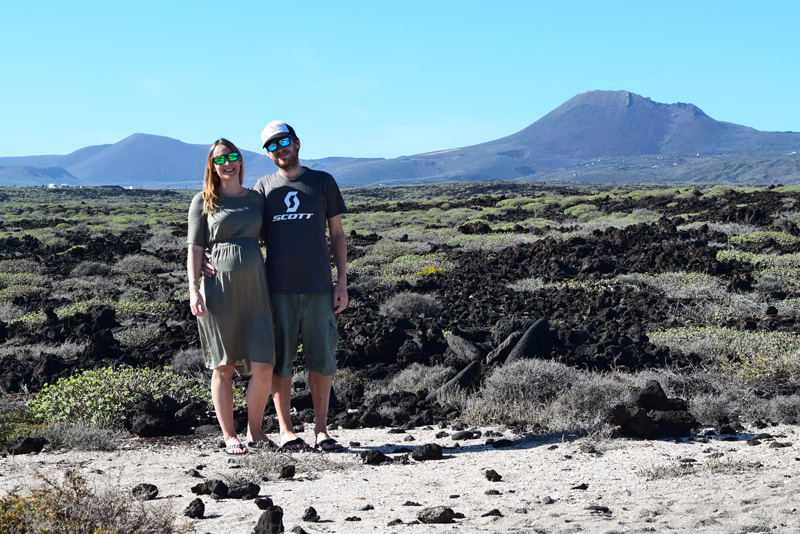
top-left (187, 190), bottom-right (274, 375)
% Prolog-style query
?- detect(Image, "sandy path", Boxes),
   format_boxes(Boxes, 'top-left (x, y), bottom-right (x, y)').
top-left (1, 424), bottom-right (798, 533)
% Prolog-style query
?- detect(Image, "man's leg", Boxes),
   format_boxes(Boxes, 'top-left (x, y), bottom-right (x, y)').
top-left (309, 371), bottom-right (333, 444)
top-left (302, 294), bottom-right (340, 448)
top-left (272, 374), bottom-right (298, 444)
top-left (270, 294), bottom-right (302, 447)
top-left (245, 362), bottom-right (274, 444)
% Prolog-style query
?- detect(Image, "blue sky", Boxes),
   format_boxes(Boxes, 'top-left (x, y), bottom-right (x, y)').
top-left (3, 1), bottom-right (798, 160)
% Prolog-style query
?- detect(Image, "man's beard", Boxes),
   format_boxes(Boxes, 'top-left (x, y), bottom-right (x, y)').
top-left (275, 150), bottom-right (300, 171)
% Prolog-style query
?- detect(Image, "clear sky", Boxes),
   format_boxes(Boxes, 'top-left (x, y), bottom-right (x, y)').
top-left (3, 1), bottom-right (798, 160)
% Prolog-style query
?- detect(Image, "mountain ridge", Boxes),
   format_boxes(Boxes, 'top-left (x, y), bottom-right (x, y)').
top-left (2, 90), bottom-right (798, 187)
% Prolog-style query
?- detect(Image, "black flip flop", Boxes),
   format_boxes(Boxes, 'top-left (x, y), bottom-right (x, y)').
top-left (279, 437), bottom-right (311, 452)
top-left (315, 438), bottom-right (346, 452)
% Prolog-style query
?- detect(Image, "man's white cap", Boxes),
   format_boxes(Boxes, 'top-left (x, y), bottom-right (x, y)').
top-left (260, 120), bottom-right (294, 148)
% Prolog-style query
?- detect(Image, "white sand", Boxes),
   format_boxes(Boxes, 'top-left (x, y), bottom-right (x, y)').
top-left (2, 424), bottom-right (798, 533)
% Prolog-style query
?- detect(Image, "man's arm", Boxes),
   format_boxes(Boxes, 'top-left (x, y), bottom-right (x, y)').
top-left (328, 214), bottom-right (348, 314)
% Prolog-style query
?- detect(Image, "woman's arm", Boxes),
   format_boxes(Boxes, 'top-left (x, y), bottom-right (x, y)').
top-left (187, 244), bottom-right (206, 316)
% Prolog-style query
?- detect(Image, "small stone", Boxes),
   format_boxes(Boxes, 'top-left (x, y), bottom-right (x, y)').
top-left (411, 443), bottom-right (443, 461)
top-left (255, 497), bottom-right (274, 510)
top-left (418, 506), bottom-right (456, 524)
top-left (227, 481), bottom-right (260, 499)
top-left (302, 506), bottom-right (320, 522)
top-left (587, 505), bottom-right (612, 515)
top-left (360, 450), bottom-right (389, 465)
top-left (770, 442), bottom-right (792, 448)
top-left (344, 516), bottom-right (362, 521)
top-left (280, 464), bottom-right (296, 479)
top-left (481, 509), bottom-right (503, 517)
top-left (484, 469), bottom-right (502, 482)
top-left (184, 497), bottom-right (204, 519)
top-left (131, 483), bottom-right (158, 500)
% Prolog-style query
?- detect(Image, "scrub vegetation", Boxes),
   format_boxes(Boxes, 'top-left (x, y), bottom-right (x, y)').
top-left (3, 181), bottom-right (800, 528)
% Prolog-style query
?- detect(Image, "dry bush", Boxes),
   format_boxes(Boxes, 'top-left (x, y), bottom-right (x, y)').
top-left (112, 254), bottom-right (171, 275)
top-left (0, 470), bottom-right (190, 533)
top-left (508, 276), bottom-right (544, 293)
top-left (170, 348), bottom-right (206, 376)
top-left (0, 302), bottom-right (24, 323)
top-left (70, 261), bottom-right (111, 277)
top-left (0, 341), bottom-right (87, 359)
top-left (39, 421), bottom-right (125, 451)
top-left (367, 362), bottom-right (455, 397)
top-left (455, 360), bottom-right (583, 430)
top-left (145, 230), bottom-right (184, 252)
top-left (114, 323), bottom-right (163, 347)
top-left (233, 448), bottom-right (359, 483)
top-left (379, 291), bottom-right (442, 319)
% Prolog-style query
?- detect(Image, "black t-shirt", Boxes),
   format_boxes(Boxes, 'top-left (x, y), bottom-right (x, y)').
top-left (254, 168), bottom-right (347, 294)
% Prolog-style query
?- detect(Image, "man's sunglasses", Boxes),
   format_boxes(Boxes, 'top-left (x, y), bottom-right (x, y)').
top-left (266, 136), bottom-right (292, 152)
top-left (212, 152), bottom-right (240, 165)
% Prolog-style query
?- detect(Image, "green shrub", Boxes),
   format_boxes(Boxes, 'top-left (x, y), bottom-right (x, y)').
top-left (113, 290), bottom-right (170, 319)
top-left (729, 230), bottom-right (800, 248)
top-left (648, 326), bottom-right (800, 384)
top-left (563, 203), bottom-right (602, 221)
top-left (377, 253), bottom-right (455, 285)
top-left (29, 366), bottom-right (222, 429)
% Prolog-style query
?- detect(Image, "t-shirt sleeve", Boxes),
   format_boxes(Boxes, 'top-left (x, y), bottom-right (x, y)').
top-left (187, 193), bottom-right (207, 247)
top-left (324, 176), bottom-right (347, 219)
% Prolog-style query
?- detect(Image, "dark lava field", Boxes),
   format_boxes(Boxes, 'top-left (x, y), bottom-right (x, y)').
top-left (2, 183), bottom-right (800, 437)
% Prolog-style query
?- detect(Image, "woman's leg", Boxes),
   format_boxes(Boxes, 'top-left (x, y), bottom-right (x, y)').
top-left (211, 365), bottom-right (242, 449)
top-left (246, 362), bottom-right (274, 443)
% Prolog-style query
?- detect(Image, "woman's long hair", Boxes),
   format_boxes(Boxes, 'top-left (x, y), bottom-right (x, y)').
top-left (202, 138), bottom-right (245, 214)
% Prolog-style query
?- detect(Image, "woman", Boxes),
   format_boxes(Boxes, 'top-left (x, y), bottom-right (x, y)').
top-left (187, 139), bottom-right (276, 454)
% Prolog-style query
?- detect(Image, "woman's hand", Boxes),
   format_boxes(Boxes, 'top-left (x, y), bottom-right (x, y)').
top-left (190, 291), bottom-right (206, 317)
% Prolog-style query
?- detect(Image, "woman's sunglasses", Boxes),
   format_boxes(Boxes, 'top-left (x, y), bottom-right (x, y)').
top-left (266, 136), bottom-right (292, 152)
top-left (212, 152), bottom-right (240, 165)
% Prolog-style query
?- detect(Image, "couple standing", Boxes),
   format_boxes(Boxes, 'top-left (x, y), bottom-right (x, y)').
top-left (187, 121), bottom-right (348, 455)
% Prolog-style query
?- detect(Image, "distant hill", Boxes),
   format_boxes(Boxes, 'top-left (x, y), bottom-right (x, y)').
top-left (329, 90), bottom-right (800, 185)
top-left (2, 90), bottom-right (799, 187)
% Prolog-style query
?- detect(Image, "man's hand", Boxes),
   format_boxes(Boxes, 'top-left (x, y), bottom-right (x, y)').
top-left (201, 250), bottom-right (216, 278)
top-left (333, 282), bottom-right (348, 314)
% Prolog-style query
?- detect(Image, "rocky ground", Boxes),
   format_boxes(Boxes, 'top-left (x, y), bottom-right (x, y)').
top-left (3, 183), bottom-right (800, 531)
top-left (3, 423), bottom-right (799, 533)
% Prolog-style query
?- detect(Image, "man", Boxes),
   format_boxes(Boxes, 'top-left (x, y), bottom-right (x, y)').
top-left (256, 121), bottom-right (348, 451)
